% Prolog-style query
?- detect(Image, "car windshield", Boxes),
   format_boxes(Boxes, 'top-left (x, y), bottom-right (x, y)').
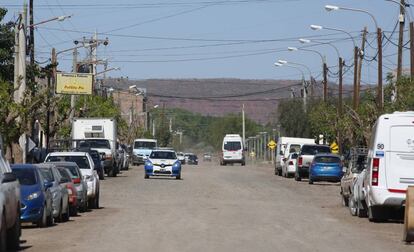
top-left (39, 168), bottom-right (54, 182)
top-left (134, 141), bottom-right (156, 149)
top-left (224, 141), bottom-right (242, 151)
top-left (12, 168), bottom-right (37, 185)
top-left (59, 165), bottom-right (80, 179)
top-left (314, 156), bottom-right (341, 164)
top-left (289, 144), bottom-right (301, 153)
top-left (46, 156), bottom-right (90, 169)
top-left (78, 139), bottom-right (110, 149)
top-left (150, 151), bottom-right (177, 160)
top-left (301, 145), bottom-right (331, 155)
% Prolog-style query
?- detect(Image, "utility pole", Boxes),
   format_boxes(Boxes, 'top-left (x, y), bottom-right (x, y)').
top-left (411, 22), bottom-right (414, 77)
top-left (242, 104), bottom-right (245, 148)
top-left (70, 47), bottom-right (78, 122)
top-left (338, 57), bottom-right (343, 116)
top-left (323, 62), bottom-right (328, 102)
top-left (377, 27), bottom-right (383, 111)
top-left (352, 46), bottom-right (359, 110)
top-left (29, 0), bottom-right (35, 86)
top-left (397, 0), bottom-right (405, 80)
top-left (302, 77), bottom-right (307, 112)
top-left (356, 27), bottom-right (367, 109)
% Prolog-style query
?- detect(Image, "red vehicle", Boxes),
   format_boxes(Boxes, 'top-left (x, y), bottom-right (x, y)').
top-left (56, 167), bottom-right (78, 216)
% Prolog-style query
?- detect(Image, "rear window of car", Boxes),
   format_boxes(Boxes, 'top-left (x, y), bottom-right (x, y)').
top-left (301, 145), bottom-right (331, 155)
top-left (224, 141), bottom-right (242, 151)
top-left (289, 144), bottom-right (301, 153)
top-left (62, 166), bottom-right (80, 179)
top-left (314, 156), bottom-right (341, 163)
top-left (150, 151), bottom-right (177, 160)
top-left (12, 168), bottom-right (37, 185)
top-left (46, 156), bottom-right (90, 169)
top-left (39, 168), bottom-right (54, 182)
top-left (57, 167), bottom-right (72, 180)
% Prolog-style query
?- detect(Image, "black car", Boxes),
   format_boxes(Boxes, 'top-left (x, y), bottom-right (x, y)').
top-left (187, 155), bottom-right (198, 165)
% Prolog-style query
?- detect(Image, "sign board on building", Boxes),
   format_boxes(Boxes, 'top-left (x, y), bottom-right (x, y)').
top-left (56, 73), bottom-right (93, 95)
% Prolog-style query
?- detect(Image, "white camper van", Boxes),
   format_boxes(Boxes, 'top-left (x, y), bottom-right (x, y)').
top-left (220, 134), bottom-right (245, 166)
top-left (363, 111), bottom-right (414, 221)
top-left (275, 137), bottom-right (315, 176)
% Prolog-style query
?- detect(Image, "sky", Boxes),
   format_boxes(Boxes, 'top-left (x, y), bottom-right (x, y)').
top-left (2, 0), bottom-right (411, 86)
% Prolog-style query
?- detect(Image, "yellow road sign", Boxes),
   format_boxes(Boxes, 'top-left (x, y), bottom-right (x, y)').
top-left (330, 142), bottom-right (339, 153)
top-left (267, 140), bottom-right (277, 150)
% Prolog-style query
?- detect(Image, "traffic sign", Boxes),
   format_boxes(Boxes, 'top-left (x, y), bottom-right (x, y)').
top-left (267, 140), bottom-right (277, 150)
top-left (330, 142), bottom-right (339, 154)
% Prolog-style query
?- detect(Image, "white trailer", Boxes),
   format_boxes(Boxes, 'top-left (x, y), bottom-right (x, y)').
top-left (275, 137), bottom-right (315, 176)
top-left (72, 118), bottom-right (119, 176)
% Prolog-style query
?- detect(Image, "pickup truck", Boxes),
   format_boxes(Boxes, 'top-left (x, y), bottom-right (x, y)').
top-left (0, 154), bottom-right (21, 251)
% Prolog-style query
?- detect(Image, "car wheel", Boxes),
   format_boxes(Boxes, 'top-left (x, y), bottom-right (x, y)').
top-left (176, 173), bottom-right (181, 180)
top-left (7, 210), bottom-right (20, 250)
top-left (37, 205), bottom-right (47, 228)
top-left (95, 192), bottom-right (100, 209)
top-left (308, 178), bottom-right (313, 184)
top-left (62, 202), bottom-right (70, 222)
top-left (241, 162), bottom-right (245, 166)
top-left (56, 201), bottom-right (64, 222)
top-left (274, 168), bottom-right (278, 175)
top-left (368, 206), bottom-right (385, 222)
top-left (341, 191), bottom-right (349, 207)
top-left (88, 197), bottom-right (96, 209)
top-left (46, 206), bottom-right (54, 226)
top-left (348, 193), bottom-right (357, 216)
top-left (80, 200), bottom-right (88, 212)
top-left (108, 168), bottom-right (114, 177)
top-left (0, 214), bottom-right (7, 252)
top-left (144, 174), bottom-right (149, 179)
top-left (294, 173), bottom-right (301, 182)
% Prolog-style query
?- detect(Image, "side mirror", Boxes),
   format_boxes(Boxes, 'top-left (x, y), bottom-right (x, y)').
top-left (291, 153), bottom-right (298, 159)
top-left (143, 156), bottom-right (148, 161)
top-left (59, 177), bottom-right (69, 184)
top-left (44, 181), bottom-right (53, 189)
top-left (282, 158), bottom-right (287, 162)
top-left (2, 172), bottom-right (16, 183)
top-left (279, 151), bottom-right (283, 155)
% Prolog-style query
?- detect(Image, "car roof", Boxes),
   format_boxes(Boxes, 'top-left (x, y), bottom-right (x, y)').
top-left (314, 153), bottom-right (341, 158)
top-left (152, 149), bottom-right (175, 153)
top-left (36, 163), bottom-right (57, 169)
top-left (48, 152), bottom-right (89, 156)
top-left (10, 164), bottom-right (37, 169)
top-left (46, 161), bottom-right (79, 167)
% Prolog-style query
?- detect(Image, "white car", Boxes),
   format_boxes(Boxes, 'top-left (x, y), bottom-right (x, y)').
top-left (0, 153), bottom-right (20, 251)
top-left (220, 134), bottom-right (245, 166)
top-left (281, 153), bottom-right (298, 178)
top-left (45, 152), bottom-right (100, 209)
top-left (363, 112), bottom-right (414, 221)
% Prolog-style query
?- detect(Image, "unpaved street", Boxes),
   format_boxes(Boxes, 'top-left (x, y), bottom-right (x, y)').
top-left (20, 162), bottom-right (413, 252)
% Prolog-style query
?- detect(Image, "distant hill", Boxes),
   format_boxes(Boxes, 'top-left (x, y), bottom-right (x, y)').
top-left (102, 78), bottom-right (353, 124)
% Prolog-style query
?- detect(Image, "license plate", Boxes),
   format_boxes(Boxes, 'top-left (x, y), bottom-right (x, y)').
top-left (160, 168), bottom-right (166, 172)
top-left (323, 166), bottom-right (331, 171)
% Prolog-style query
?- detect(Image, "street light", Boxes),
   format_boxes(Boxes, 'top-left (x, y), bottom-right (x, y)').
top-left (325, 4), bottom-right (383, 110)
top-left (28, 14), bottom-right (72, 28)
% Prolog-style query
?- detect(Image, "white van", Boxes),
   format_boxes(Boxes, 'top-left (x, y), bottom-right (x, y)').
top-left (220, 134), bottom-right (245, 166)
top-left (363, 111), bottom-right (414, 221)
top-left (275, 137), bottom-right (315, 176)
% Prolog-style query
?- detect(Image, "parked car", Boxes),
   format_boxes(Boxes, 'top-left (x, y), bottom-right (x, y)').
top-left (187, 154), bottom-right (199, 165)
top-left (144, 150), bottom-right (181, 179)
top-left (362, 111), bottom-right (414, 221)
top-left (44, 152), bottom-right (100, 209)
top-left (56, 167), bottom-right (78, 216)
top-left (132, 139), bottom-right (157, 165)
top-left (0, 156), bottom-right (21, 251)
top-left (50, 162), bottom-right (88, 212)
top-left (340, 147), bottom-right (368, 207)
top-left (203, 153), bottom-right (212, 162)
top-left (281, 153), bottom-right (298, 178)
top-left (37, 163), bottom-right (70, 222)
top-left (275, 137), bottom-right (315, 176)
top-left (79, 149), bottom-right (105, 180)
top-left (120, 144), bottom-right (129, 170)
top-left (308, 154), bottom-right (344, 184)
top-left (294, 144), bottom-right (331, 181)
top-left (11, 164), bottom-right (53, 228)
top-left (349, 168), bottom-right (368, 217)
top-left (177, 152), bottom-right (186, 164)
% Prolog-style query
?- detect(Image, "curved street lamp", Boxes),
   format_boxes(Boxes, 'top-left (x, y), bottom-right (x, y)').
top-left (325, 4), bottom-right (383, 110)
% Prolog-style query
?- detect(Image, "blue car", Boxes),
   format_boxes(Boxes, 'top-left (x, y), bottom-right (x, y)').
top-left (309, 154), bottom-right (344, 184)
top-left (144, 150), bottom-right (181, 179)
top-left (11, 164), bottom-right (54, 227)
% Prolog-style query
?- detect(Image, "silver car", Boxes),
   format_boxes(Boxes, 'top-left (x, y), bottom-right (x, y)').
top-left (50, 162), bottom-right (88, 212)
top-left (36, 163), bottom-right (70, 222)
